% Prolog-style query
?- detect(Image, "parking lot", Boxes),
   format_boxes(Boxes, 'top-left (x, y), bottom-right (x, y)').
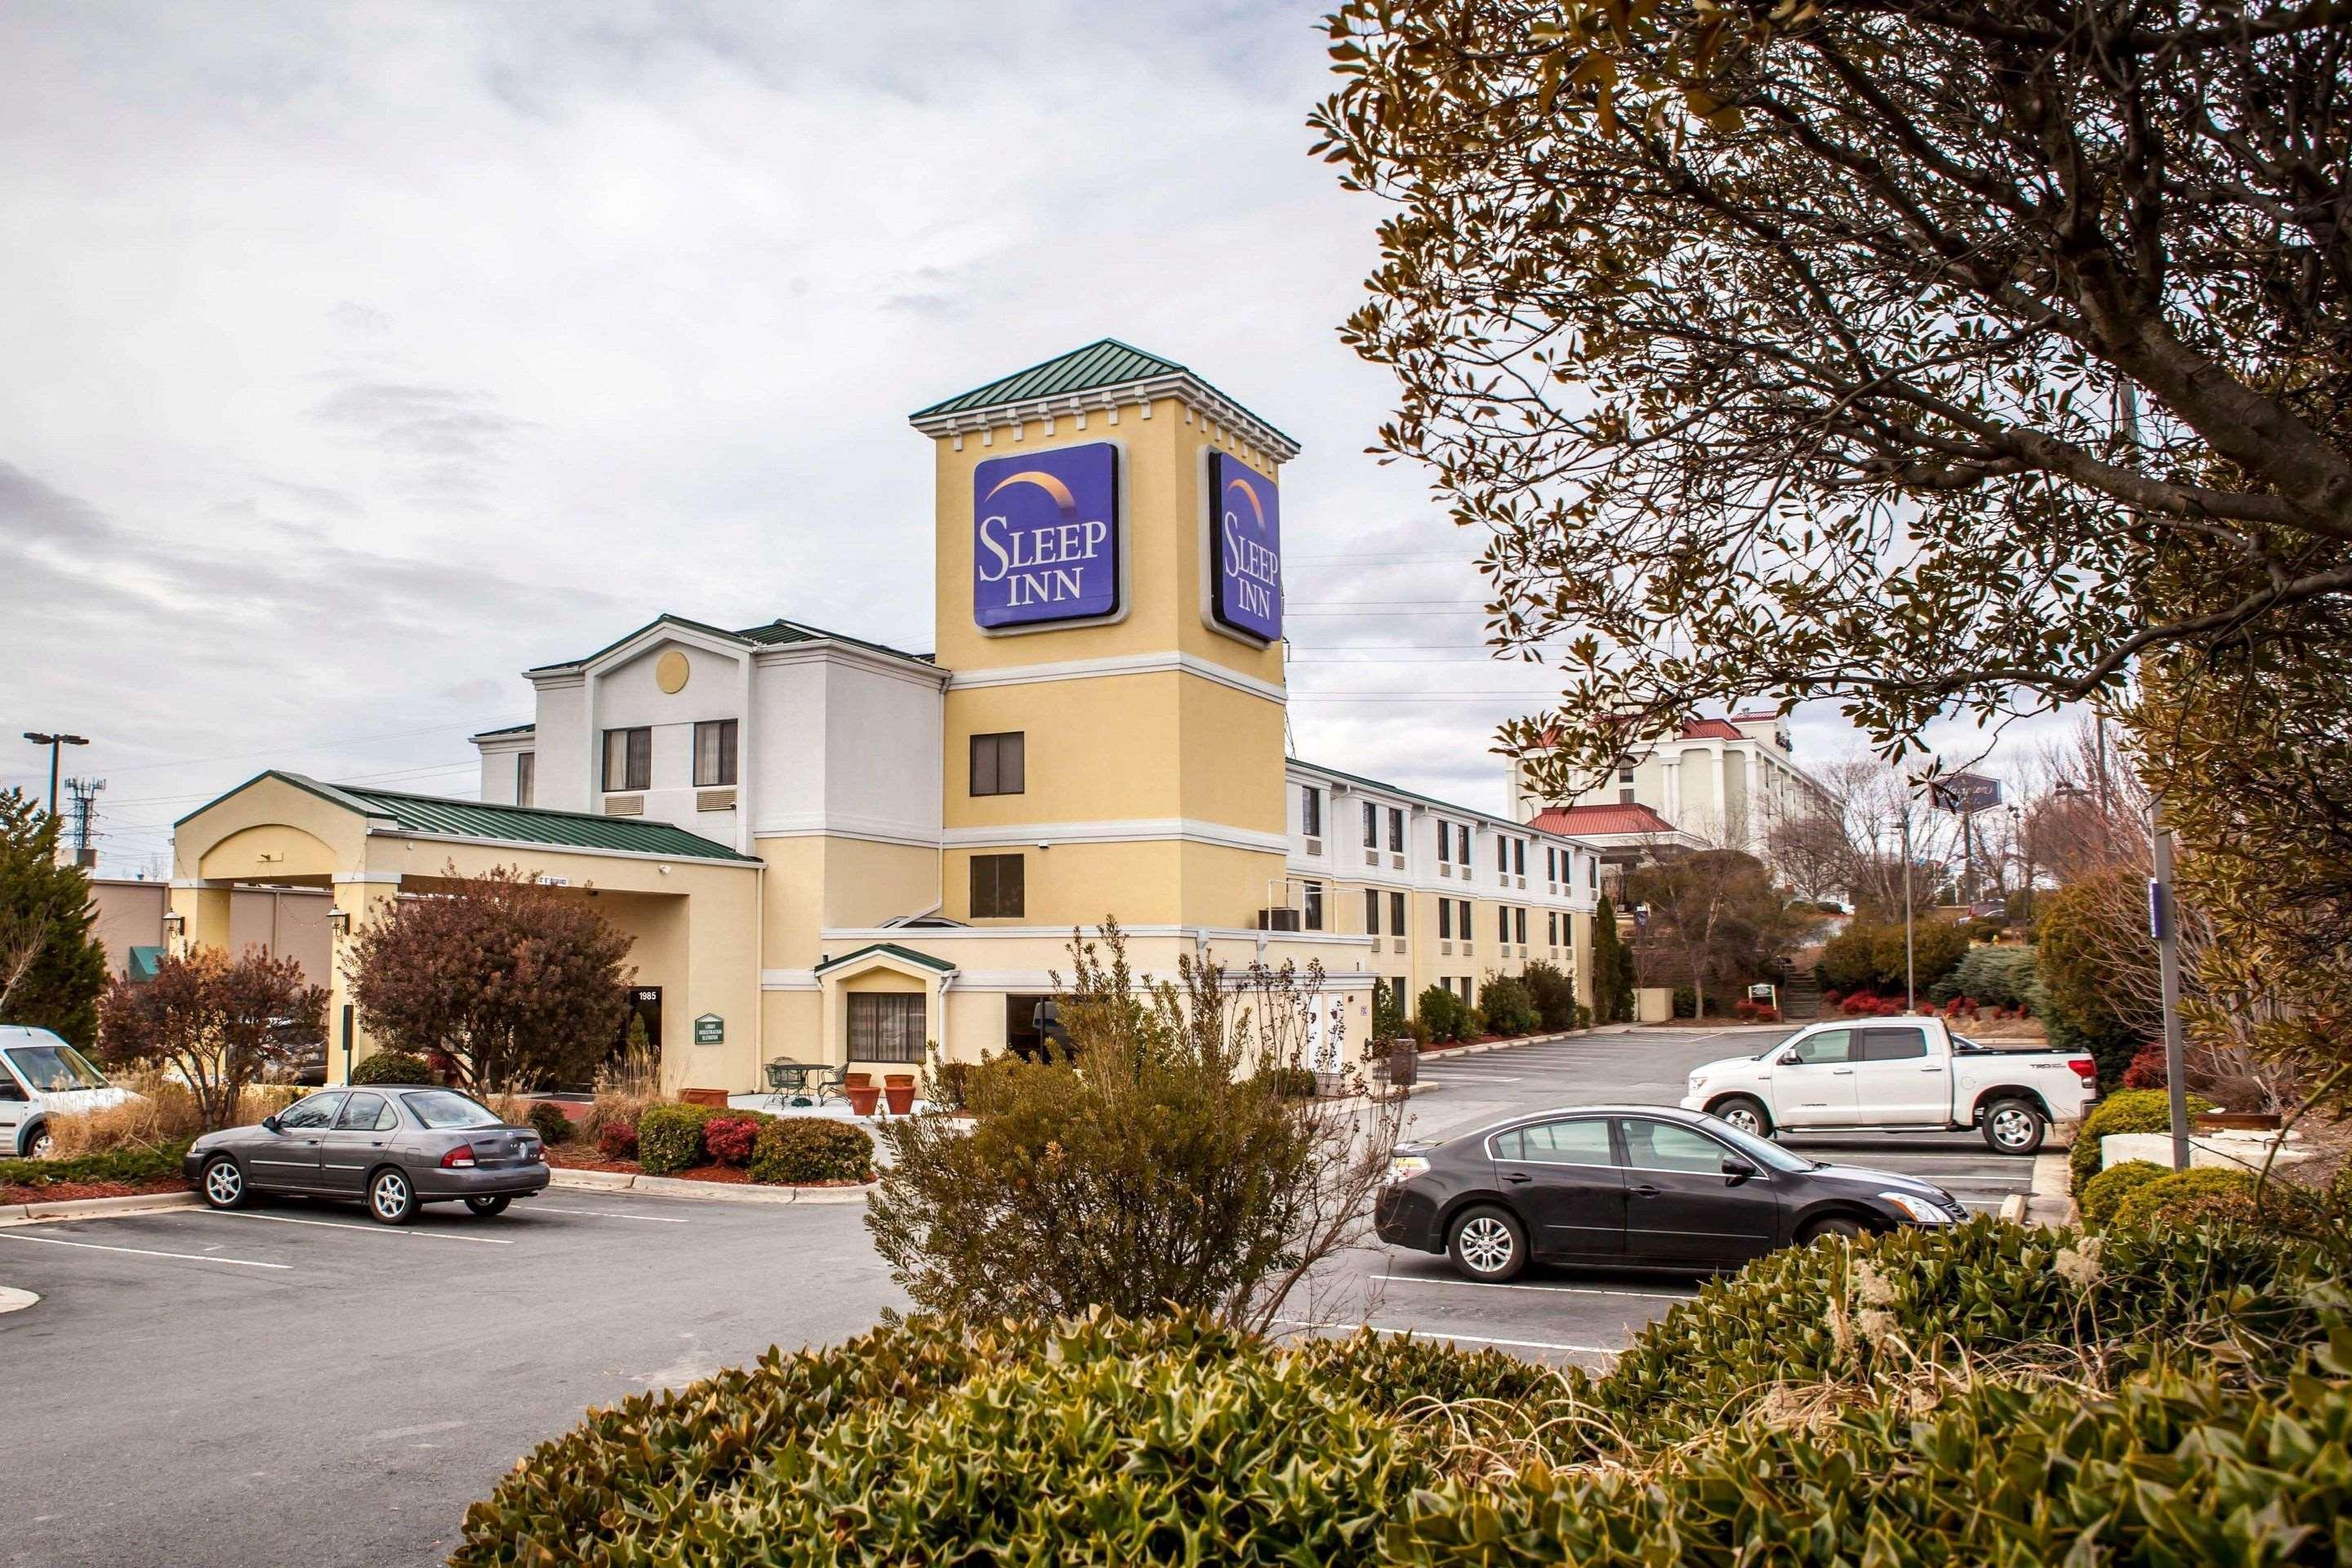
top-left (0, 1022), bottom-right (2042, 1568)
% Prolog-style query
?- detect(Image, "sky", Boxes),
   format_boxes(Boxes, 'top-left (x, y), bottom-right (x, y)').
top-left (0, 1), bottom-right (2042, 877)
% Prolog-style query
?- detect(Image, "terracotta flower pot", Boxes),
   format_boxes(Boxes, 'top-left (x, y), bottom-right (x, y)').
top-left (845, 1072), bottom-right (872, 1089)
top-left (845, 1083), bottom-right (881, 1116)
top-left (883, 1074), bottom-right (916, 1116)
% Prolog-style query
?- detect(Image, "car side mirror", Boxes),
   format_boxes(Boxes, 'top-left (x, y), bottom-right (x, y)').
top-left (1777, 1051), bottom-right (1802, 1067)
top-left (1722, 1156), bottom-right (1759, 1184)
top-left (261, 1114), bottom-right (282, 1134)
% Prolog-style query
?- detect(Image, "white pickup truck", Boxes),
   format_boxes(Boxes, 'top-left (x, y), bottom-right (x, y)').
top-left (1680, 1016), bottom-right (2099, 1155)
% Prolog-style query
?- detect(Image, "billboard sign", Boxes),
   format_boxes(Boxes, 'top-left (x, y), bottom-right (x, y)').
top-left (973, 442), bottom-right (1120, 630)
top-left (1931, 772), bottom-right (2002, 814)
top-left (1209, 451), bottom-right (1282, 642)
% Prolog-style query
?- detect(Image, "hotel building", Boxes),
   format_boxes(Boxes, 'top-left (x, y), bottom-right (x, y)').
top-left (168, 342), bottom-right (1599, 1093)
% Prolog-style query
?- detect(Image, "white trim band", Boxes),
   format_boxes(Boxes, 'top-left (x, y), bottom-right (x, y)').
top-left (947, 651), bottom-right (1284, 706)
top-left (942, 818), bottom-right (1288, 854)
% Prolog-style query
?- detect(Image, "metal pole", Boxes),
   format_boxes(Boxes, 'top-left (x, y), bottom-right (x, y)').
top-left (2150, 799), bottom-right (2191, 1169)
top-left (1901, 800), bottom-right (1917, 1009)
top-left (45, 739), bottom-right (60, 820)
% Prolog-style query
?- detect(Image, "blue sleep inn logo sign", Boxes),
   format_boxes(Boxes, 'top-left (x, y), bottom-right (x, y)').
top-left (972, 442), bottom-right (1120, 630)
top-left (1209, 452), bottom-right (1281, 642)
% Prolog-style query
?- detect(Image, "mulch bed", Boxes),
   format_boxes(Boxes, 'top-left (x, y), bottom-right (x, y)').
top-left (2, 1177), bottom-right (185, 1206)
top-left (541, 1150), bottom-right (871, 1187)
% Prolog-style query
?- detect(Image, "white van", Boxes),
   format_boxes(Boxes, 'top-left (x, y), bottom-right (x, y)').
top-left (0, 1025), bottom-right (136, 1158)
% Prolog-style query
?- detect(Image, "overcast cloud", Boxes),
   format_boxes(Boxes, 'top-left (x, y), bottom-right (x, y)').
top-left (0, 2), bottom-right (2031, 875)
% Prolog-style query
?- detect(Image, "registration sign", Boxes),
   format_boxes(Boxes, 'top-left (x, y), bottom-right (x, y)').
top-left (693, 1013), bottom-right (724, 1045)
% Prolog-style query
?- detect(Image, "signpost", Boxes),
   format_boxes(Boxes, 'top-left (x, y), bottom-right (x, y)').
top-left (693, 1013), bottom-right (724, 1046)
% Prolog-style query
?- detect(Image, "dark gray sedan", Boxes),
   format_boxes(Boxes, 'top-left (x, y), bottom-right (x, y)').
top-left (184, 1085), bottom-right (549, 1225)
top-left (1374, 1103), bottom-right (1970, 1281)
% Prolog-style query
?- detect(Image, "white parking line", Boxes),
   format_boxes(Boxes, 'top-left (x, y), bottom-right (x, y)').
top-left (1274, 1316), bottom-right (1618, 1356)
top-left (1379, 1274), bottom-right (1688, 1302)
top-left (211, 1211), bottom-right (514, 1245)
top-left (0, 1231), bottom-right (291, 1270)
top-left (532, 1206), bottom-right (691, 1223)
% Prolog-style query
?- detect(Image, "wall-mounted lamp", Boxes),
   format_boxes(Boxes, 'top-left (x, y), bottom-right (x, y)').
top-left (161, 911), bottom-right (185, 938)
top-left (328, 908), bottom-right (350, 937)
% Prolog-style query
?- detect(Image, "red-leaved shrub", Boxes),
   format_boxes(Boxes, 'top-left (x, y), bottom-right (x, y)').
top-left (598, 1120), bottom-right (639, 1160)
top-left (2122, 1040), bottom-right (2168, 1089)
top-left (703, 1114), bottom-right (761, 1168)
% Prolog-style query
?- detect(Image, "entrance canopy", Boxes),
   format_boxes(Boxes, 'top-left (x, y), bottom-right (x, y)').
top-left (170, 772), bottom-right (761, 1092)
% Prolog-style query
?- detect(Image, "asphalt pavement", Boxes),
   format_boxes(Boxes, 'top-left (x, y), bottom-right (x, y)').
top-left (0, 1022), bottom-right (2040, 1567)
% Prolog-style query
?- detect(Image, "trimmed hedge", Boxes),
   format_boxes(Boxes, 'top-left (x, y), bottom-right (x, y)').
top-left (748, 1118), bottom-right (871, 1185)
top-left (2068, 1087), bottom-right (2215, 1195)
top-left (634, 1103), bottom-right (721, 1175)
top-left (2078, 1158), bottom-right (2168, 1227)
top-left (348, 1049), bottom-right (434, 1085)
top-left (0, 1138), bottom-right (191, 1191)
top-left (2109, 1165), bottom-right (2260, 1230)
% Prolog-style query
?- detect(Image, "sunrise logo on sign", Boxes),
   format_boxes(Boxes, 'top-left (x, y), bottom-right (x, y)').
top-left (973, 443), bottom-right (1121, 630)
top-left (1209, 451), bottom-right (1281, 642)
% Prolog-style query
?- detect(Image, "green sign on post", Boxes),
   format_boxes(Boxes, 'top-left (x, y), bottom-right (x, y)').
top-left (693, 1013), bottom-right (724, 1045)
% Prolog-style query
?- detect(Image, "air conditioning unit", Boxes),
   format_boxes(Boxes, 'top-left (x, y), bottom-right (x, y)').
top-left (604, 795), bottom-right (645, 817)
top-left (1364, 849), bottom-right (1379, 868)
top-left (1440, 940), bottom-right (1454, 956)
top-left (1390, 853), bottom-right (1405, 871)
top-left (1369, 938), bottom-right (1383, 954)
top-left (1256, 907), bottom-right (1303, 932)
top-left (1392, 938), bottom-right (1408, 954)
top-left (1304, 838), bottom-right (1322, 857)
top-left (1438, 865), bottom-right (1453, 879)
top-left (697, 789), bottom-right (737, 812)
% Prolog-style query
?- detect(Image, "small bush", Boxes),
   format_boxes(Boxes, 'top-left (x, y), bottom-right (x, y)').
top-left (525, 1102), bottom-right (576, 1147)
top-left (635, 1103), bottom-right (719, 1175)
top-left (1415, 985), bottom-right (1471, 1043)
top-left (749, 1118), bottom-right (873, 1185)
top-left (349, 1049), bottom-right (434, 1086)
top-left (929, 1060), bottom-right (973, 1111)
top-left (1928, 944), bottom-right (2037, 1009)
top-left (2078, 1159), bottom-right (2169, 1227)
top-left (1258, 1065), bottom-right (1319, 1099)
top-left (1477, 973), bottom-right (1541, 1036)
top-left (2109, 1165), bottom-right (2259, 1230)
top-left (1731, 1000), bottom-right (1780, 1023)
top-left (1521, 960), bottom-right (1579, 1031)
top-left (597, 1119), bottom-right (639, 1160)
top-left (702, 1114), bottom-right (763, 1167)
top-left (2069, 1087), bottom-right (2216, 1195)
top-left (2122, 1040), bottom-right (2169, 1089)
top-left (0, 1139), bottom-right (191, 1192)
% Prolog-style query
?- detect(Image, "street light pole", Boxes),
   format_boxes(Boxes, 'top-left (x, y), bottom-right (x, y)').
top-left (20, 732), bottom-right (90, 821)
top-left (2149, 797), bottom-right (2192, 1170)
top-left (1900, 797), bottom-right (1917, 1009)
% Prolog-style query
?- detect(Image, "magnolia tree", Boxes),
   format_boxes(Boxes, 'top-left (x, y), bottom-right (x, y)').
top-left (96, 946), bottom-right (326, 1130)
top-left (345, 865), bottom-right (635, 1090)
top-left (866, 923), bottom-right (1405, 1334)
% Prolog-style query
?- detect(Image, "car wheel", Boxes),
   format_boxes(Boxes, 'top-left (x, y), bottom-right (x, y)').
top-left (24, 1123), bottom-right (53, 1160)
top-left (1446, 1205), bottom-right (1528, 1282)
top-left (1799, 1215), bottom-right (1867, 1245)
top-left (1713, 1095), bottom-right (1772, 1138)
top-left (201, 1156), bottom-right (249, 1211)
top-left (464, 1195), bottom-right (510, 1218)
top-left (1982, 1098), bottom-right (2046, 1156)
top-left (367, 1167), bottom-right (419, 1225)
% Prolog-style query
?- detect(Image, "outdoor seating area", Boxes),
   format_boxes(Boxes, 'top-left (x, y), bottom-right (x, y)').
top-left (741, 1065), bottom-right (934, 1121)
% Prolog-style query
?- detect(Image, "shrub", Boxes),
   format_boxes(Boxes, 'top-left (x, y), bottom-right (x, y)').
top-left (525, 1101), bottom-right (576, 1147)
top-left (1521, 961), bottom-right (1579, 1031)
top-left (2109, 1165), bottom-right (2260, 1230)
top-left (597, 1119), bottom-right (639, 1160)
top-left (2079, 1159), bottom-right (2169, 1227)
top-left (749, 1118), bottom-right (872, 1185)
top-left (1929, 944), bottom-right (2037, 1009)
top-left (635, 1103), bottom-right (719, 1175)
top-left (0, 1138), bottom-right (191, 1192)
top-left (1731, 999), bottom-right (1780, 1023)
top-left (1476, 973), bottom-right (1540, 1036)
top-left (1822, 917), bottom-right (1968, 996)
top-left (1415, 985), bottom-right (1470, 1043)
top-left (928, 1059), bottom-right (973, 1111)
top-left (2122, 1040), bottom-right (2169, 1088)
top-left (349, 1049), bottom-right (435, 1086)
top-left (2069, 1087), bottom-right (2216, 1195)
top-left (702, 1113), bottom-right (763, 1168)
top-left (1259, 1065), bottom-right (1319, 1099)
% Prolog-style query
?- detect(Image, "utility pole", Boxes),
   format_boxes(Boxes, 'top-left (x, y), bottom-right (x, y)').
top-left (20, 732), bottom-right (90, 822)
top-left (1900, 795), bottom-right (1917, 1009)
top-left (2149, 797), bottom-right (2192, 1169)
top-left (64, 777), bottom-right (105, 870)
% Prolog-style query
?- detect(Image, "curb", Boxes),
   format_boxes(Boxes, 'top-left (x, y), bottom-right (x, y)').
top-left (546, 1171), bottom-right (875, 1206)
top-left (2022, 1151), bottom-right (2078, 1228)
top-left (0, 1286), bottom-right (38, 1315)
top-left (0, 1190), bottom-right (201, 1227)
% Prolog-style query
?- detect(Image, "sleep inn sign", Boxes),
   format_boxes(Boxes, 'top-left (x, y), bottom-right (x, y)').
top-left (972, 441), bottom-right (1121, 630)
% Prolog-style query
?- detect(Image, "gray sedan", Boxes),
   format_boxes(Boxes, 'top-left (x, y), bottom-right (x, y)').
top-left (184, 1085), bottom-right (549, 1224)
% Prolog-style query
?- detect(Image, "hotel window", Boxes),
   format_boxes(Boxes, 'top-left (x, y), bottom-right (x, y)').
top-left (1301, 786), bottom-right (1322, 840)
top-left (1548, 911), bottom-right (1559, 946)
top-left (1362, 800), bottom-right (1379, 849)
top-left (1456, 899), bottom-right (1472, 942)
top-left (693, 720), bottom-right (737, 787)
top-left (1516, 907), bottom-right (1528, 945)
top-left (515, 751), bottom-right (535, 808)
top-left (848, 992), bottom-right (926, 1064)
top-left (1390, 890), bottom-right (1405, 934)
top-left (970, 732), bottom-right (1025, 797)
top-left (602, 727), bottom-right (650, 792)
top-left (1364, 889), bottom-right (1380, 934)
top-left (1436, 820), bottom-right (1451, 863)
top-left (1388, 807), bottom-right (1404, 853)
top-left (1303, 881), bottom-right (1325, 931)
top-left (1437, 900), bottom-right (1452, 940)
top-left (1619, 764), bottom-right (1637, 805)
top-left (1589, 857), bottom-right (1600, 892)
top-left (1499, 905), bottom-right (1511, 944)
top-left (970, 853), bottom-right (1025, 918)
top-left (1513, 839), bottom-right (1526, 876)
top-left (1457, 824), bottom-right (1471, 864)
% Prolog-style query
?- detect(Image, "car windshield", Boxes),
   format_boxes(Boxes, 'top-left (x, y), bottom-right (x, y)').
top-left (7, 1043), bottom-right (109, 1092)
top-left (399, 1089), bottom-right (504, 1129)
top-left (1704, 1117), bottom-right (1817, 1173)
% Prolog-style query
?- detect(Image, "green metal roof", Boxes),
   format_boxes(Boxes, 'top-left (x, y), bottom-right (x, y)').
top-left (528, 613), bottom-right (931, 675)
top-left (126, 946), bottom-right (166, 982)
top-left (814, 942), bottom-right (957, 975)
top-left (176, 771), bottom-right (759, 863)
top-left (907, 338), bottom-right (1299, 452)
